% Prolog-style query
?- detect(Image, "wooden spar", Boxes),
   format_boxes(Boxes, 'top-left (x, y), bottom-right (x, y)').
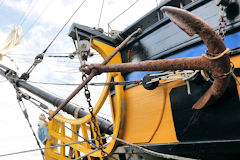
top-left (0, 64), bottom-right (113, 135)
top-left (48, 28), bottom-right (142, 119)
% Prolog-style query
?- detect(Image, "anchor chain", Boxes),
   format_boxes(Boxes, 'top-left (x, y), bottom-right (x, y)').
top-left (218, 5), bottom-right (227, 40)
top-left (82, 72), bottom-right (107, 157)
top-left (79, 36), bottom-right (106, 157)
top-left (206, 5), bottom-right (227, 58)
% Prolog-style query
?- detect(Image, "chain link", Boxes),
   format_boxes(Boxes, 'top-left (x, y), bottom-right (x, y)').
top-left (82, 63), bottom-right (106, 157)
top-left (218, 5), bottom-right (227, 40)
top-left (206, 5), bottom-right (227, 57)
top-left (77, 31), bottom-right (108, 157)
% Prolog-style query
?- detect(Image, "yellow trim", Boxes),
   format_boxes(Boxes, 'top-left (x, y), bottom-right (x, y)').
top-left (120, 79), bottom-right (181, 144)
top-left (45, 39), bottom-right (125, 159)
top-left (46, 72), bottom-right (125, 158)
top-left (50, 74), bottom-right (111, 125)
top-left (149, 80), bottom-right (183, 143)
top-left (230, 55), bottom-right (240, 100)
top-left (91, 40), bottom-right (122, 64)
top-left (60, 123), bottom-right (65, 156)
top-left (45, 37), bottom-right (240, 160)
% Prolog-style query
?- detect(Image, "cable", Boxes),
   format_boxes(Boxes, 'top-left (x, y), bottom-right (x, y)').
top-left (9, 52), bottom-right (74, 56)
top-left (1, 71), bottom-right (114, 158)
top-left (16, 91), bottom-right (45, 160)
top-left (31, 0), bottom-right (87, 52)
top-left (20, 0), bottom-right (88, 81)
top-left (26, 80), bottom-right (141, 86)
top-left (25, 81), bottom-right (112, 118)
top-left (108, 0), bottom-right (141, 25)
top-left (18, 87), bottom-right (113, 141)
top-left (24, 0), bottom-right (55, 36)
top-left (18, 0), bottom-right (34, 25)
top-left (97, 0), bottom-right (105, 28)
top-left (19, 90), bottom-right (91, 141)
top-left (0, 139), bottom-right (95, 158)
top-left (2, 71), bottom-right (113, 121)
top-left (89, 80), bottom-right (142, 86)
top-left (111, 136), bottom-right (197, 160)
top-left (15, 61), bottom-right (79, 69)
top-left (25, 96), bottom-right (116, 159)
top-left (28, 81), bottom-right (80, 86)
top-left (18, 0), bottom-right (40, 26)
top-left (47, 55), bottom-right (69, 58)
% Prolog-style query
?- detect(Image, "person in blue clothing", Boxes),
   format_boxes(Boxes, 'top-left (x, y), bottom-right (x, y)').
top-left (37, 113), bottom-right (51, 145)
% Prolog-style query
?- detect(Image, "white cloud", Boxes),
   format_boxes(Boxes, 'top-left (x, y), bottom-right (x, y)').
top-left (3, 0), bottom-right (30, 13)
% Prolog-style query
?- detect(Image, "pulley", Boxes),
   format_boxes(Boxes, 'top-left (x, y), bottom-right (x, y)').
top-left (70, 40), bottom-right (92, 60)
top-left (142, 74), bottom-right (159, 90)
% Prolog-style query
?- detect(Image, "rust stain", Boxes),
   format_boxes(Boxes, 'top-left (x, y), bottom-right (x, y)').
top-left (81, 6), bottom-right (231, 110)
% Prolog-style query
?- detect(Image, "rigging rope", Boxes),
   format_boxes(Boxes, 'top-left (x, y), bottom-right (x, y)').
top-left (111, 136), bottom-right (198, 160)
top-left (15, 90), bottom-right (45, 160)
top-left (9, 52), bottom-right (74, 56)
top-left (20, 0), bottom-right (88, 80)
top-left (25, 80), bottom-right (141, 86)
top-left (18, 0), bottom-right (35, 25)
top-left (108, 0), bottom-right (141, 31)
top-left (0, 138), bottom-right (101, 158)
top-left (18, 0), bottom-right (40, 26)
top-left (17, 89), bottom-right (84, 140)
top-left (24, 81), bottom-right (112, 117)
top-left (147, 70), bottom-right (199, 85)
top-left (39, 0), bottom-right (87, 54)
top-left (17, 89), bottom-right (115, 159)
top-left (97, 0), bottom-right (105, 28)
top-left (23, 0), bottom-right (55, 36)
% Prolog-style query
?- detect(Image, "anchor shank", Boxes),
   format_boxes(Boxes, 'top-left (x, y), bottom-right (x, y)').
top-left (84, 57), bottom-right (206, 74)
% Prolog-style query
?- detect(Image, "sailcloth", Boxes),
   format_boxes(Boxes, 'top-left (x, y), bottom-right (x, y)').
top-left (0, 26), bottom-right (23, 60)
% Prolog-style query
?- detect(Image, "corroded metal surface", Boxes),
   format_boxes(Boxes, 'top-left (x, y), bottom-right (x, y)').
top-left (81, 6), bottom-right (231, 110)
top-left (49, 28), bottom-right (142, 119)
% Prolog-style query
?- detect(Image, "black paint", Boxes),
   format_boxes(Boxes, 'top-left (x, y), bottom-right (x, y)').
top-left (170, 77), bottom-right (240, 142)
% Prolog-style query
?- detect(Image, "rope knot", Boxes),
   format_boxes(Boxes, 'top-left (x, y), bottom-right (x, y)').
top-left (203, 48), bottom-right (231, 60)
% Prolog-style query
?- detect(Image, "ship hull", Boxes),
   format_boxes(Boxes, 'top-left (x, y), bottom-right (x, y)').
top-left (113, 139), bottom-right (240, 160)
top-left (63, 0), bottom-right (240, 159)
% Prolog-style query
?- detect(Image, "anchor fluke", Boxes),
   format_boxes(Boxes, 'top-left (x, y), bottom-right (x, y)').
top-left (161, 6), bottom-right (231, 109)
top-left (81, 6), bottom-right (231, 110)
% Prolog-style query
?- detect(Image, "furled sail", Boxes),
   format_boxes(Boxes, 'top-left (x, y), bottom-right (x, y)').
top-left (0, 26), bottom-right (23, 60)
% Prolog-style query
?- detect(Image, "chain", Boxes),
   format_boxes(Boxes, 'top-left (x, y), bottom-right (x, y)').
top-left (218, 5), bottom-right (227, 40)
top-left (76, 26), bottom-right (107, 156)
top-left (82, 63), bottom-right (106, 157)
top-left (206, 5), bottom-right (227, 57)
top-left (18, 88), bottom-right (116, 159)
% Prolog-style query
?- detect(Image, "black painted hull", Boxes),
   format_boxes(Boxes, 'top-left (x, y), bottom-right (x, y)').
top-left (113, 139), bottom-right (240, 160)
top-left (69, 1), bottom-right (240, 159)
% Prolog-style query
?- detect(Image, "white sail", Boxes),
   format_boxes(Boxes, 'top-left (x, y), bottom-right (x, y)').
top-left (0, 26), bottom-right (23, 60)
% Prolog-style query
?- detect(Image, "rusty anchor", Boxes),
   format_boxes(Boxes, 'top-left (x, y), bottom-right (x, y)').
top-left (48, 28), bottom-right (142, 119)
top-left (81, 6), bottom-right (231, 110)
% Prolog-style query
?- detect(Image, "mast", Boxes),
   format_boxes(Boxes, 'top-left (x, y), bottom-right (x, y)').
top-left (0, 64), bottom-right (113, 135)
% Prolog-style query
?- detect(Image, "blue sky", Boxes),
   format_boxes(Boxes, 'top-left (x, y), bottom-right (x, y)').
top-left (0, 0), bottom-right (159, 159)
